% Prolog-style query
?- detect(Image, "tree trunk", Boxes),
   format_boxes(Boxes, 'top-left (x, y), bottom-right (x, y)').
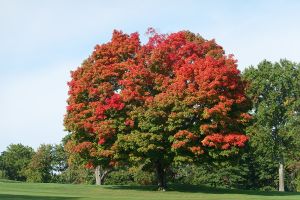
top-left (279, 158), bottom-right (285, 192)
top-left (95, 165), bottom-right (101, 185)
top-left (95, 165), bottom-right (113, 185)
top-left (156, 161), bottom-right (166, 191)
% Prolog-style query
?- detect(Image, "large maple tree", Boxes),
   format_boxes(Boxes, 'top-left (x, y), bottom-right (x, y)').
top-left (64, 29), bottom-right (251, 189)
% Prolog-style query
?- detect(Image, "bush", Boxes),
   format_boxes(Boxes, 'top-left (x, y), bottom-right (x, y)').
top-left (132, 169), bottom-right (155, 185)
top-left (105, 169), bottom-right (134, 185)
top-left (0, 170), bottom-right (7, 179)
top-left (172, 162), bottom-right (249, 189)
top-left (104, 167), bottom-right (156, 185)
top-left (52, 167), bottom-right (94, 184)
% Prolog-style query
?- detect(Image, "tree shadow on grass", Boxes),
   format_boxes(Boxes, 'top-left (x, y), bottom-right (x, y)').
top-left (105, 184), bottom-right (300, 196)
top-left (0, 194), bottom-right (80, 200)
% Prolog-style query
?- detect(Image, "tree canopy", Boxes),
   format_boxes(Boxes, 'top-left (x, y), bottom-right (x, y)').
top-left (64, 29), bottom-right (251, 189)
top-left (243, 60), bottom-right (300, 191)
top-left (0, 144), bottom-right (34, 181)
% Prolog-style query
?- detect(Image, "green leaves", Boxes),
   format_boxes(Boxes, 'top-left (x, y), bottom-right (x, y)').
top-left (0, 144), bottom-right (34, 181)
top-left (243, 59), bottom-right (300, 190)
top-left (65, 30), bottom-right (250, 188)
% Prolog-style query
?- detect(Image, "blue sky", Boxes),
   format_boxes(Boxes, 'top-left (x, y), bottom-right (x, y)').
top-left (1, 0), bottom-right (300, 152)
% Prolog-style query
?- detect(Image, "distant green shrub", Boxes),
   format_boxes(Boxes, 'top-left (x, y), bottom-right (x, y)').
top-left (172, 162), bottom-right (249, 189)
top-left (52, 167), bottom-right (94, 184)
top-left (104, 167), bottom-right (155, 185)
top-left (0, 170), bottom-right (7, 179)
top-left (132, 169), bottom-right (155, 185)
top-left (105, 169), bottom-right (134, 185)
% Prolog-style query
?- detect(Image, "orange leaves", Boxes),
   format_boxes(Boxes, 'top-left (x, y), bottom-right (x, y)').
top-left (239, 113), bottom-right (252, 123)
top-left (93, 30), bottom-right (140, 64)
top-left (105, 94), bottom-right (125, 110)
top-left (93, 94), bottom-right (125, 120)
top-left (94, 120), bottom-right (116, 141)
top-left (99, 150), bottom-right (114, 158)
top-left (174, 130), bottom-right (198, 140)
top-left (172, 141), bottom-right (187, 149)
top-left (64, 29), bottom-right (251, 168)
top-left (201, 133), bottom-right (249, 149)
top-left (172, 130), bottom-right (204, 156)
top-left (189, 146), bottom-right (204, 155)
top-left (223, 134), bottom-right (249, 147)
top-left (72, 142), bottom-right (93, 153)
top-left (202, 134), bottom-right (224, 147)
top-left (98, 138), bottom-right (106, 145)
top-left (124, 119), bottom-right (134, 127)
top-left (85, 161), bottom-right (94, 169)
top-left (172, 130), bottom-right (195, 149)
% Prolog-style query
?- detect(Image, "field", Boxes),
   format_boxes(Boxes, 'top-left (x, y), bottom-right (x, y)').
top-left (0, 180), bottom-right (300, 200)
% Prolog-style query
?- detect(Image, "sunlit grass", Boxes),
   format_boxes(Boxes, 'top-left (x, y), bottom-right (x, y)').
top-left (0, 180), bottom-right (299, 200)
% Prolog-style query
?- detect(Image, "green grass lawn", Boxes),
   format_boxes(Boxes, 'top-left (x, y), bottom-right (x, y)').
top-left (0, 181), bottom-right (300, 200)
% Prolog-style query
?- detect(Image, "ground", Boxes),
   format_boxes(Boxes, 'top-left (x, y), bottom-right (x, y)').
top-left (0, 180), bottom-right (299, 200)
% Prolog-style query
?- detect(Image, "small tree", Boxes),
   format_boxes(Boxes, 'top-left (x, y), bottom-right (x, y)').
top-left (64, 29), bottom-right (251, 190)
top-left (52, 144), bottom-right (68, 174)
top-left (24, 144), bottom-right (53, 183)
top-left (0, 144), bottom-right (34, 181)
top-left (243, 60), bottom-right (300, 191)
top-left (57, 149), bottom-right (95, 184)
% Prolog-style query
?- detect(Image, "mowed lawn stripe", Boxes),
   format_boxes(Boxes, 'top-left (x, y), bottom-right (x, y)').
top-left (0, 182), bottom-right (300, 200)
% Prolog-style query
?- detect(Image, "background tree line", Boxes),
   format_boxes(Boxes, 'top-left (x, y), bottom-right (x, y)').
top-left (0, 142), bottom-right (94, 184)
top-left (1, 59), bottom-right (300, 191)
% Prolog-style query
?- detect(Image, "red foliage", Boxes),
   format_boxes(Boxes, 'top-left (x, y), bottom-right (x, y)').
top-left (98, 138), bottom-right (106, 145)
top-left (124, 119), bottom-right (134, 127)
top-left (85, 161), bottom-right (94, 169)
top-left (202, 133), bottom-right (249, 149)
top-left (64, 29), bottom-right (251, 167)
top-left (72, 142), bottom-right (93, 153)
top-left (174, 130), bottom-right (199, 140)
